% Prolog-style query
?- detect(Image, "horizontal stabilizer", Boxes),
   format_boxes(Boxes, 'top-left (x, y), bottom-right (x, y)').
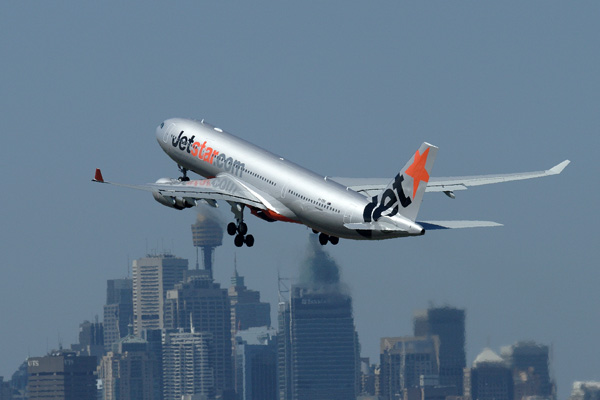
top-left (418, 220), bottom-right (503, 230)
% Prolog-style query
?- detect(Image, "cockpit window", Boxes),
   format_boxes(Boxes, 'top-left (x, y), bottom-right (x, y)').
top-left (160, 122), bottom-right (164, 129)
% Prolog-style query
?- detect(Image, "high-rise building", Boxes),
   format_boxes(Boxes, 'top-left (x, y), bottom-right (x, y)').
top-left (98, 333), bottom-right (156, 400)
top-left (163, 329), bottom-right (215, 400)
top-left (359, 357), bottom-right (377, 397)
top-left (164, 275), bottom-right (233, 399)
top-left (501, 341), bottom-right (555, 400)
top-left (568, 382), bottom-right (600, 400)
top-left (379, 336), bottom-right (440, 400)
top-left (72, 319), bottom-right (105, 360)
top-left (104, 279), bottom-right (134, 352)
top-left (27, 350), bottom-right (97, 400)
top-left (277, 300), bottom-right (292, 400)
top-left (278, 285), bottom-right (359, 400)
top-left (414, 306), bottom-right (466, 395)
top-left (141, 329), bottom-right (164, 400)
top-left (132, 254), bottom-right (188, 335)
top-left (228, 267), bottom-right (270, 334)
top-left (464, 348), bottom-right (513, 400)
top-left (9, 361), bottom-right (27, 399)
top-left (0, 377), bottom-right (11, 400)
top-left (234, 327), bottom-right (277, 400)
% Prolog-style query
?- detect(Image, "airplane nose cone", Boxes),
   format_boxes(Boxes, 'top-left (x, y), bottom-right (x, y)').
top-left (156, 121), bottom-right (165, 141)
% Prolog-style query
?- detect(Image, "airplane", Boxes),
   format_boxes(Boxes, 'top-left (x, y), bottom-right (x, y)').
top-left (93, 117), bottom-right (569, 247)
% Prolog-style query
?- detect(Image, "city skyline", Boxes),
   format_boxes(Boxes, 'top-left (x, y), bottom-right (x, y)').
top-left (0, 247), bottom-right (584, 400)
top-left (1, 3), bottom-right (598, 400)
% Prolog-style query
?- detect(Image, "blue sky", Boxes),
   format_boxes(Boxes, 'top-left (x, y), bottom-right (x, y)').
top-left (1, 3), bottom-right (598, 398)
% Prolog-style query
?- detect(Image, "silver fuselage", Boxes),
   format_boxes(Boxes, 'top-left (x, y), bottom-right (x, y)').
top-left (156, 118), bottom-right (422, 240)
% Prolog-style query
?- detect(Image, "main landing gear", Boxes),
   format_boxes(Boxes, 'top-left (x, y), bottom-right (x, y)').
top-left (178, 165), bottom-right (190, 182)
top-left (313, 229), bottom-right (339, 246)
top-left (228, 203), bottom-right (254, 247)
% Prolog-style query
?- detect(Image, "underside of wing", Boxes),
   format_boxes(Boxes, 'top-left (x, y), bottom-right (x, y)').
top-left (93, 170), bottom-right (267, 210)
top-left (427, 160), bottom-right (570, 192)
top-left (328, 177), bottom-right (389, 198)
top-left (331, 160), bottom-right (569, 198)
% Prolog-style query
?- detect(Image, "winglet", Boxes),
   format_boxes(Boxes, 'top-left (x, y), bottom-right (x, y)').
top-left (93, 168), bottom-right (104, 183)
top-left (549, 160), bottom-right (570, 175)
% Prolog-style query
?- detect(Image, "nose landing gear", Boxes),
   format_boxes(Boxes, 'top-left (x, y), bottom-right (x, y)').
top-left (178, 165), bottom-right (190, 182)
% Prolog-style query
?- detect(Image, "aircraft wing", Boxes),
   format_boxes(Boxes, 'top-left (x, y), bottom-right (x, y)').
top-left (331, 160), bottom-right (569, 198)
top-left (92, 169), bottom-right (267, 209)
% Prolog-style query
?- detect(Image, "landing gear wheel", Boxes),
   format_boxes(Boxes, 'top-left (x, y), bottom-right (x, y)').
top-left (319, 233), bottom-right (329, 246)
top-left (227, 223), bottom-right (237, 236)
top-left (234, 234), bottom-right (245, 247)
top-left (238, 222), bottom-right (248, 236)
top-left (245, 235), bottom-right (255, 247)
top-left (312, 229), bottom-right (319, 234)
top-left (329, 236), bottom-right (339, 245)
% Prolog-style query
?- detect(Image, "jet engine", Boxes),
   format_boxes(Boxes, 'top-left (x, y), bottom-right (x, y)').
top-left (152, 178), bottom-right (196, 210)
top-left (152, 191), bottom-right (196, 210)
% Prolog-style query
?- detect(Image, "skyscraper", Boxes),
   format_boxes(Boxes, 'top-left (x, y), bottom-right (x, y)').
top-left (228, 267), bottom-right (270, 334)
top-left (277, 300), bottom-right (292, 400)
top-left (278, 285), bottom-right (359, 400)
top-left (104, 278), bottom-right (133, 352)
top-left (0, 377), bottom-right (11, 400)
top-left (27, 350), bottom-right (97, 400)
top-left (464, 348), bottom-right (514, 400)
top-left (163, 329), bottom-right (215, 400)
top-left (132, 254), bottom-right (188, 335)
top-left (164, 275), bottom-right (233, 399)
top-left (414, 306), bottom-right (466, 395)
top-left (379, 336), bottom-right (440, 399)
top-left (235, 327), bottom-right (277, 400)
top-left (501, 341), bottom-right (555, 400)
top-left (98, 333), bottom-right (156, 400)
top-left (568, 382), bottom-right (600, 400)
top-left (71, 319), bottom-right (105, 360)
top-left (141, 329), bottom-right (164, 400)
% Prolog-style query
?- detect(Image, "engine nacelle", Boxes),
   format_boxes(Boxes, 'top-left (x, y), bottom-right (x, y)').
top-left (152, 191), bottom-right (196, 210)
top-left (152, 178), bottom-right (196, 210)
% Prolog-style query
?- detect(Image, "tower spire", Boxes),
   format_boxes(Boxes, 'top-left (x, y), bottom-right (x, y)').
top-left (234, 253), bottom-right (238, 277)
